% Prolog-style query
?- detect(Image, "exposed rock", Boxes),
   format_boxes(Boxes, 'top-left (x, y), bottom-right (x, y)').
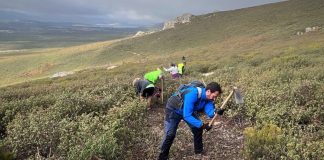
top-left (51, 71), bottom-right (74, 78)
top-left (306, 27), bottom-right (313, 33)
top-left (107, 65), bottom-right (117, 70)
top-left (163, 13), bottom-right (194, 30)
top-left (202, 72), bottom-right (214, 77)
top-left (133, 30), bottom-right (157, 37)
top-left (134, 31), bottom-right (146, 37)
top-left (296, 31), bottom-right (304, 36)
top-left (305, 26), bottom-right (321, 32)
top-left (297, 26), bottom-right (321, 36)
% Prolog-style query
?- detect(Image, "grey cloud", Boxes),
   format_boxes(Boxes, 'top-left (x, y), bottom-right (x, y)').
top-left (0, 0), bottom-right (283, 26)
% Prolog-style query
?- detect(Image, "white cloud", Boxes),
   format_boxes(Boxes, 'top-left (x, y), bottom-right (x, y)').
top-left (109, 10), bottom-right (155, 21)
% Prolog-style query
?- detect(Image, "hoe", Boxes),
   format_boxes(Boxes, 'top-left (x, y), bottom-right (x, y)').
top-left (208, 86), bottom-right (244, 127)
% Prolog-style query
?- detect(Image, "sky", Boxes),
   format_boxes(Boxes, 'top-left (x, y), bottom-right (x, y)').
top-left (0, 0), bottom-right (283, 27)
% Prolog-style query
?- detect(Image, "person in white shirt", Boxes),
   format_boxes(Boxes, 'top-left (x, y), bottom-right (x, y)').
top-left (164, 63), bottom-right (179, 79)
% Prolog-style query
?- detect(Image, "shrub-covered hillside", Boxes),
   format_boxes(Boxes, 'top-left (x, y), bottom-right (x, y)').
top-left (0, 65), bottom-right (151, 159)
top-left (0, 0), bottom-right (324, 159)
top-left (98, 0), bottom-right (324, 57)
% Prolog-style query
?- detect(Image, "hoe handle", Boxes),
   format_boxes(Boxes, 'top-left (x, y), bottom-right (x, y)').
top-left (161, 79), bottom-right (164, 103)
top-left (208, 90), bottom-right (234, 126)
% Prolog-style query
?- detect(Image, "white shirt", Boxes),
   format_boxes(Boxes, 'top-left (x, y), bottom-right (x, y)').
top-left (164, 66), bottom-right (178, 75)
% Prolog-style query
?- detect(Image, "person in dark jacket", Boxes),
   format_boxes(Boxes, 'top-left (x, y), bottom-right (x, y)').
top-left (158, 82), bottom-right (224, 160)
top-left (133, 78), bottom-right (155, 98)
top-left (133, 78), bottom-right (155, 107)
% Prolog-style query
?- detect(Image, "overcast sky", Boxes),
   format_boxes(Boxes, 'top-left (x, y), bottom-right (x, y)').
top-left (0, 0), bottom-right (283, 27)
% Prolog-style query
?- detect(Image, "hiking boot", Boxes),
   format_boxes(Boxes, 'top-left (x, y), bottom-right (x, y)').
top-left (194, 149), bottom-right (205, 155)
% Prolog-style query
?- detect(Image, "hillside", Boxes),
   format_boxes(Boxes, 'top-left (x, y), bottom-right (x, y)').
top-left (0, 0), bottom-right (324, 159)
top-left (0, 38), bottom-right (132, 87)
top-left (104, 0), bottom-right (324, 55)
top-left (1, 0), bottom-right (324, 87)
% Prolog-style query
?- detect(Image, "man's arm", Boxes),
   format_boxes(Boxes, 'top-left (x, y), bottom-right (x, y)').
top-left (164, 67), bottom-right (172, 72)
top-left (204, 101), bottom-right (215, 118)
top-left (183, 89), bottom-right (203, 128)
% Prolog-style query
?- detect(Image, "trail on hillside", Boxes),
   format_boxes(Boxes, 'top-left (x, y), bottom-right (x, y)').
top-left (127, 102), bottom-right (248, 160)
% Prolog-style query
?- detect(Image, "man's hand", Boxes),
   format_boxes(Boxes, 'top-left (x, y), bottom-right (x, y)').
top-left (201, 123), bottom-right (212, 131)
top-left (215, 108), bottom-right (225, 116)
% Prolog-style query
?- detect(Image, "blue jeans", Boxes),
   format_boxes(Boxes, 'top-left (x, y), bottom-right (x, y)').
top-left (158, 107), bottom-right (203, 160)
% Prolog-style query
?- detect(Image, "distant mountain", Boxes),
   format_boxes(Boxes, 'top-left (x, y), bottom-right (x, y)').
top-left (0, 20), bottom-right (138, 32)
top-left (0, 10), bottom-right (42, 22)
top-left (0, 19), bottom-right (143, 49)
top-left (0, 9), bottom-right (166, 40)
top-left (0, 9), bottom-right (166, 50)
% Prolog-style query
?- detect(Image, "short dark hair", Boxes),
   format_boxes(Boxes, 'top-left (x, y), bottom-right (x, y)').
top-left (206, 82), bottom-right (222, 94)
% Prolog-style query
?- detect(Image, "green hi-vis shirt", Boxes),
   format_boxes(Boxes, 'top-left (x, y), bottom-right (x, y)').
top-left (178, 63), bottom-right (184, 74)
top-left (144, 69), bottom-right (162, 84)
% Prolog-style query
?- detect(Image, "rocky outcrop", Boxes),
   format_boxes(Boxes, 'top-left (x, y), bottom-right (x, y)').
top-left (51, 71), bottom-right (74, 78)
top-left (163, 13), bottom-right (193, 30)
top-left (133, 30), bottom-right (157, 37)
top-left (134, 31), bottom-right (146, 37)
top-left (305, 26), bottom-right (321, 33)
top-left (297, 26), bottom-right (321, 35)
top-left (107, 65), bottom-right (117, 70)
top-left (133, 13), bottom-right (194, 37)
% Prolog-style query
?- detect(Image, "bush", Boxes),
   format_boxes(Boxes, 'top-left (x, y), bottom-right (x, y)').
top-left (243, 124), bottom-right (286, 159)
top-left (1, 70), bottom-right (151, 159)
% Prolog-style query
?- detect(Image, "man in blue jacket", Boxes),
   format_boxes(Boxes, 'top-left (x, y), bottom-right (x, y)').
top-left (158, 82), bottom-right (223, 160)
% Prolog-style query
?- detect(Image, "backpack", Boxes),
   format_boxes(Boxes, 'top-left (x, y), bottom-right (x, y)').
top-left (167, 81), bottom-right (205, 109)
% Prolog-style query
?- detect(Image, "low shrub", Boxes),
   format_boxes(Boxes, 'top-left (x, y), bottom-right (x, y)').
top-left (243, 124), bottom-right (285, 159)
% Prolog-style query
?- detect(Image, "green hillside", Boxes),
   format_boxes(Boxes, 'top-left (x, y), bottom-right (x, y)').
top-left (102, 0), bottom-right (324, 55)
top-left (0, 40), bottom-right (128, 87)
top-left (0, 0), bottom-right (323, 159)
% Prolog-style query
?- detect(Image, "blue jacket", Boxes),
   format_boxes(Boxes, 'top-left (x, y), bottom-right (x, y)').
top-left (172, 87), bottom-right (215, 128)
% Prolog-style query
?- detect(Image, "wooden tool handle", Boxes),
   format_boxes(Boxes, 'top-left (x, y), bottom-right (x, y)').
top-left (208, 90), bottom-right (234, 126)
top-left (161, 79), bottom-right (164, 103)
top-left (219, 90), bottom-right (234, 109)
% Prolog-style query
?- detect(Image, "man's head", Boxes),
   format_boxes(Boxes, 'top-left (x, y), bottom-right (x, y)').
top-left (205, 82), bottom-right (222, 101)
top-left (132, 78), bottom-right (141, 87)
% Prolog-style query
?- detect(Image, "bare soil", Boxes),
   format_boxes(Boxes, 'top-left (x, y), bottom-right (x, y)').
top-left (127, 102), bottom-right (248, 160)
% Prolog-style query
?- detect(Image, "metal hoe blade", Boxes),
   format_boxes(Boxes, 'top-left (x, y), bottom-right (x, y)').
top-left (233, 88), bottom-right (244, 104)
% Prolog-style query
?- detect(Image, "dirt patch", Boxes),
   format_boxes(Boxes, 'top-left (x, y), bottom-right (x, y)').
top-left (107, 65), bottom-right (117, 70)
top-left (51, 71), bottom-right (74, 78)
top-left (20, 63), bottom-right (55, 77)
top-left (127, 103), bottom-right (247, 159)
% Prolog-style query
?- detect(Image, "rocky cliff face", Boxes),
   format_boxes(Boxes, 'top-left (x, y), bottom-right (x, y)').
top-left (133, 30), bottom-right (157, 37)
top-left (163, 13), bottom-right (193, 30)
top-left (133, 13), bottom-right (193, 37)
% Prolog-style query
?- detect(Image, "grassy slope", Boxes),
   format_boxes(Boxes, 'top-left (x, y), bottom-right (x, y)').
top-left (1, 0), bottom-right (323, 87)
top-left (0, 0), bottom-right (323, 159)
top-left (103, 0), bottom-right (324, 55)
top-left (0, 39), bottom-right (130, 87)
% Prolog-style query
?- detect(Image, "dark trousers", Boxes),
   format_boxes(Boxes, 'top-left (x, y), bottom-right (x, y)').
top-left (158, 108), bottom-right (203, 160)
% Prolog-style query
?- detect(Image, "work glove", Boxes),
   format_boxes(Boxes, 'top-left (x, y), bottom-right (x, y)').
top-left (201, 123), bottom-right (212, 131)
top-left (155, 92), bottom-right (161, 98)
top-left (155, 87), bottom-right (161, 92)
top-left (215, 108), bottom-right (225, 116)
